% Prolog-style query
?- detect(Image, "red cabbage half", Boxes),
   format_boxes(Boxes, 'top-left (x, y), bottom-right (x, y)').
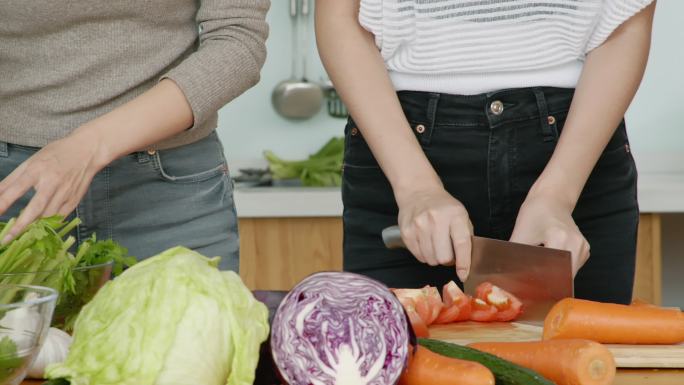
top-left (271, 272), bottom-right (412, 385)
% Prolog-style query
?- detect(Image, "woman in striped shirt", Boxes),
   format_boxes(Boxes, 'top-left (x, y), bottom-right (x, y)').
top-left (316, 0), bottom-right (656, 303)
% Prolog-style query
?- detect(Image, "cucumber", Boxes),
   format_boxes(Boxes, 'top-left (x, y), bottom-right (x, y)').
top-left (419, 338), bottom-right (554, 385)
top-left (43, 379), bottom-right (70, 385)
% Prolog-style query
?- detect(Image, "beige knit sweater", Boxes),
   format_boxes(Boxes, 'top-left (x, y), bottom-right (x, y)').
top-left (0, 0), bottom-right (270, 150)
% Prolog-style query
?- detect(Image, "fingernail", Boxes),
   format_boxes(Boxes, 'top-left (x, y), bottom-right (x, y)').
top-left (457, 268), bottom-right (469, 283)
top-left (2, 235), bottom-right (13, 245)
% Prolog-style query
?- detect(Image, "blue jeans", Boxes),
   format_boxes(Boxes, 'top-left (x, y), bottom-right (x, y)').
top-left (0, 131), bottom-right (239, 271)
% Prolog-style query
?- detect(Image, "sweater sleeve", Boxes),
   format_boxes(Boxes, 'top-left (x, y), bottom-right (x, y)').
top-left (586, 0), bottom-right (655, 52)
top-left (162, 0), bottom-right (270, 129)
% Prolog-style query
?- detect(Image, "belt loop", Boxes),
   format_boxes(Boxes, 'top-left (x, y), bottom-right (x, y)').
top-left (423, 93), bottom-right (440, 144)
top-left (533, 88), bottom-right (556, 142)
top-left (0, 141), bottom-right (7, 158)
top-left (136, 151), bottom-right (150, 164)
top-left (427, 93), bottom-right (440, 130)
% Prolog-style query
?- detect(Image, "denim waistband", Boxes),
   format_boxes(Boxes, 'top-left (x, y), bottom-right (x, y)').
top-left (0, 131), bottom-right (221, 165)
top-left (397, 87), bottom-right (575, 129)
top-left (0, 140), bottom-right (154, 165)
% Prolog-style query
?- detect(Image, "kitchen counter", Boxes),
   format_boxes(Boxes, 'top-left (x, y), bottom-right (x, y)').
top-left (616, 369), bottom-right (684, 385)
top-left (234, 186), bottom-right (342, 218)
top-left (638, 173), bottom-right (684, 213)
top-left (234, 172), bottom-right (684, 218)
top-left (20, 369), bottom-right (684, 385)
top-left (235, 171), bottom-right (681, 304)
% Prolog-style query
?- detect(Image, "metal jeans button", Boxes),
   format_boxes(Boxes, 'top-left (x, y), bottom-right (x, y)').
top-left (490, 100), bottom-right (504, 115)
top-left (415, 124), bottom-right (426, 134)
top-left (147, 149), bottom-right (157, 155)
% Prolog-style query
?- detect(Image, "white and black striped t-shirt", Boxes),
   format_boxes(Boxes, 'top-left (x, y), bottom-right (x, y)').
top-left (359, 0), bottom-right (654, 94)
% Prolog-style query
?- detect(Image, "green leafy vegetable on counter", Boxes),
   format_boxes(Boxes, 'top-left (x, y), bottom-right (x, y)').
top-left (46, 247), bottom-right (269, 385)
top-left (0, 216), bottom-right (136, 331)
top-left (265, 136), bottom-right (344, 187)
top-left (76, 235), bottom-right (136, 277)
top-left (0, 217), bottom-right (77, 292)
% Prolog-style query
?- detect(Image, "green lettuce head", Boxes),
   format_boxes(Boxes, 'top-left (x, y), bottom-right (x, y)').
top-left (45, 247), bottom-right (269, 385)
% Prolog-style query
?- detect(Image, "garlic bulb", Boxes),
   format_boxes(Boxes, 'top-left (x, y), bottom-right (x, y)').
top-left (28, 327), bottom-right (73, 379)
top-left (0, 306), bottom-right (41, 350)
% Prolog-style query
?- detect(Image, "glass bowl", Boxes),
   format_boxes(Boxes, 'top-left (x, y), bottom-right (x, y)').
top-left (0, 262), bottom-right (112, 331)
top-left (0, 285), bottom-right (58, 385)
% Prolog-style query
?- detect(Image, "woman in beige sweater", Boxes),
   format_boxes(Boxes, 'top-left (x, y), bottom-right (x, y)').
top-left (0, 0), bottom-right (270, 270)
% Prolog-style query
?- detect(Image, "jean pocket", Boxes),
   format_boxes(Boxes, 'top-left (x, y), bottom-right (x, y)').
top-left (588, 122), bottom-right (637, 195)
top-left (344, 118), bottom-right (380, 169)
top-left (596, 121), bottom-right (631, 162)
top-left (343, 118), bottom-right (430, 170)
top-left (154, 133), bottom-right (229, 184)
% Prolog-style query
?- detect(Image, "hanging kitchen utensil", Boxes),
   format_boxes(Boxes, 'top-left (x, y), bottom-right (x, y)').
top-left (322, 79), bottom-right (349, 119)
top-left (271, 0), bottom-right (323, 120)
top-left (297, 0), bottom-right (324, 111)
top-left (271, 0), bottom-right (300, 118)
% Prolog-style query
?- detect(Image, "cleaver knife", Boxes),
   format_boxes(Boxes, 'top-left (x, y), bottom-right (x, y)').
top-left (382, 225), bottom-right (574, 324)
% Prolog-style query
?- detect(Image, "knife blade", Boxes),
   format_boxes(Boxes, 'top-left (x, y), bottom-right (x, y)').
top-left (381, 226), bottom-right (574, 323)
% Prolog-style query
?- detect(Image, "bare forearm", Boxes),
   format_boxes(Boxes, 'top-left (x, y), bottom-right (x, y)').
top-left (71, 79), bottom-right (194, 169)
top-left (532, 3), bottom-right (656, 207)
top-left (315, 0), bottom-right (441, 197)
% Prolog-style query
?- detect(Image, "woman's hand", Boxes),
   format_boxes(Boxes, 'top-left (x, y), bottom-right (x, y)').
top-left (397, 186), bottom-right (474, 282)
top-left (0, 79), bottom-right (194, 243)
top-left (0, 129), bottom-right (107, 243)
top-left (509, 3), bottom-right (655, 277)
top-left (510, 189), bottom-right (590, 277)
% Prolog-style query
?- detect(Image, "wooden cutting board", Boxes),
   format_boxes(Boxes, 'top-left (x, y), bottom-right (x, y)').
top-left (430, 322), bottom-right (684, 368)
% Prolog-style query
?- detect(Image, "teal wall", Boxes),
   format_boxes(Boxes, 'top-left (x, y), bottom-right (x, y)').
top-left (218, 1), bottom-right (682, 166)
top-left (624, 0), bottom-right (684, 157)
top-left (218, 1), bottom-right (342, 164)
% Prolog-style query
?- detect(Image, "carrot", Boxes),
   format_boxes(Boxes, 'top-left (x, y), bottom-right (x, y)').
top-left (468, 340), bottom-right (616, 385)
top-left (543, 298), bottom-right (684, 344)
top-left (399, 345), bottom-right (494, 385)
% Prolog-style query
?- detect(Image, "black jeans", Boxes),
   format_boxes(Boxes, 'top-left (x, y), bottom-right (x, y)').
top-left (342, 87), bottom-right (639, 304)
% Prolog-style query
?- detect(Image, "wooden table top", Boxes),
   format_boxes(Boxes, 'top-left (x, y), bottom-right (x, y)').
top-left (614, 369), bottom-right (684, 384)
top-left (21, 369), bottom-right (684, 385)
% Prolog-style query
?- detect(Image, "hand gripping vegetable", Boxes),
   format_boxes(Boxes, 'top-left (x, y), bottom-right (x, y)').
top-left (271, 272), bottom-right (412, 385)
top-left (45, 247), bottom-right (269, 385)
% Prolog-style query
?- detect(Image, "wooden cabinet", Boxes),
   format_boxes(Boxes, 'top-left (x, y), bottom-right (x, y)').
top-left (633, 214), bottom-right (662, 304)
top-left (239, 217), bottom-right (343, 291)
top-left (240, 214), bottom-right (662, 303)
